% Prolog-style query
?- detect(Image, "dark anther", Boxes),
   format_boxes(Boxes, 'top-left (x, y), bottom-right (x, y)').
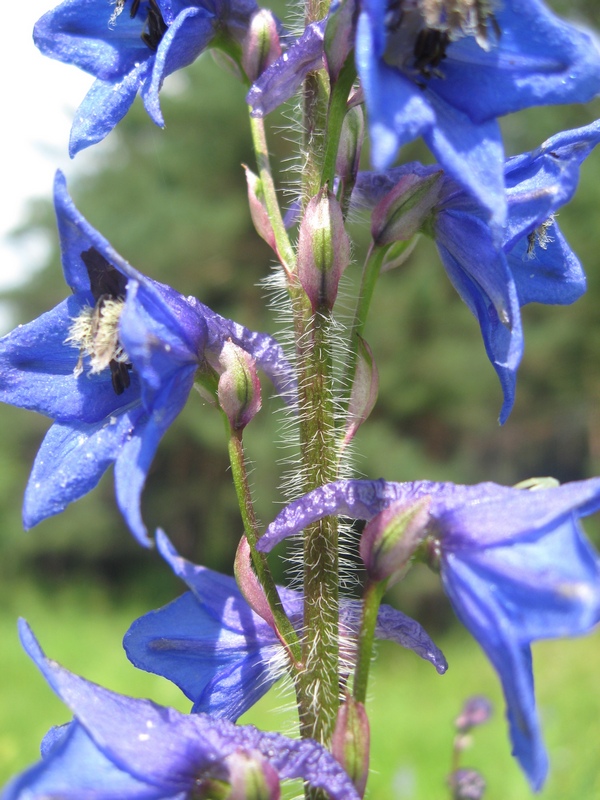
top-left (110, 361), bottom-right (132, 395)
top-left (124, 0), bottom-right (167, 50)
top-left (413, 28), bottom-right (450, 75)
top-left (142, 0), bottom-right (168, 50)
top-left (81, 248), bottom-right (127, 302)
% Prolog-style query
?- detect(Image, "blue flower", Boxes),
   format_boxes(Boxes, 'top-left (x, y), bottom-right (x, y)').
top-left (355, 0), bottom-right (600, 227)
top-left (248, 0), bottom-right (600, 228)
top-left (0, 171), bottom-right (294, 546)
top-left (124, 530), bottom-right (447, 720)
top-left (354, 120), bottom-right (600, 421)
top-left (3, 620), bottom-right (362, 800)
top-left (34, 0), bottom-right (257, 155)
top-left (257, 476), bottom-right (600, 790)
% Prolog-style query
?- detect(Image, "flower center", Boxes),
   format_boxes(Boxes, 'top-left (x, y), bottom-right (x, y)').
top-left (112, 0), bottom-right (168, 50)
top-left (66, 248), bottom-right (133, 396)
top-left (384, 0), bottom-right (499, 77)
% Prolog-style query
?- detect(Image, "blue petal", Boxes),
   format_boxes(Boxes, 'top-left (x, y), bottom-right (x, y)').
top-left (441, 558), bottom-right (548, 790)
top-left (442, 502), bottom-right (600, 788)
top-left (54, 170), bottom-right (139, 291)
top-left (455, 519), bottom-right (600, 639)
top-left (124, 592), bottom-right (282, 720)
top-left (143, 6), bottom-right (216, 126)
top-left (113, 369), bottom-right (196, 544)
top-left (22, 404), bottom-right (148, 538)
top-left (504, 120), bottom-right (600, 249)
top-left (70, 64), bottom-right (149, 156)
top-left (16, 620), bottom-right (202, 788)
top-left (434, 211), bottom-right (522, 422)
top-left (125, 530), bottom-right (291, 717)
top-left (355, 11), bottom-right (435, 170)
top-left (438, 477), bottom-right (600, 549)
top-left (0, 297), bottom-right (139, 423)
top-left (424, 98), bottom-right (506, 230)
top-left (18, 621), bottom-right (361, 800)
top-left (372, 603), bottom-right (447, 674)
top-left (258, 478), bottom-right (442, 550)
top-left (33, 0), bottom-right (152, 81)
top-left (507, 225), bottom-right (586, 306)
top-left (2, 721), bottom-right (179, 800)
top-left (428, 0), bottom-right (600, 123)
top-left (119, 280), bottom-right (206, 396)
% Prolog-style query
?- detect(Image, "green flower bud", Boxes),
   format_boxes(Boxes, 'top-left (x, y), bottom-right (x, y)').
top-left (360, 497), bottom-right (432, 583)
top-left (371, 171), bottom-right (442, 247)
top-left (332, 696), bottom-right (370, 798)
top-left (297, 187), bottom-right (350, 311)
top-left (217, 340), bottom-right (262, 430)
top-left (242, 9), bottom-right (282, 83)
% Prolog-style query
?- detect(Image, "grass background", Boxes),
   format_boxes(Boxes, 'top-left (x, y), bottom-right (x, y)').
top-left (1, 578), bottom-right (598, 799)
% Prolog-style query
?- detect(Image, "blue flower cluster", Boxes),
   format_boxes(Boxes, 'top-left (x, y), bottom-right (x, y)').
top-left (2, 0), bottom-right (600, 797)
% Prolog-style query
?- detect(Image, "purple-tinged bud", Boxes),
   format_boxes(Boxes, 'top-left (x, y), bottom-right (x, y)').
top-left (336, 106), bottom-right (364, 193)
top-left (218, 339), bottom-right (262, 430)
top-left (324, 0), bottom-right (357, 80)
top-left (244, 165), bottom-right (279, 256)
top-left (371, 171), bottom-right (443, 247)
top-left (243, 9), bottom-right (282, 83)
top-left (455, 696), bottom-right (493, 734)
top-left (225, 750), bottom-right (281, 800)
top-left (332, 695), bottom-right (370, 798)
top-left (341, 335), bottom-right (378, 452)
top-left (448, 769), bottom-right (486, 800)
top-left (234, 536), bottom-right (277, 632)
top-left (360, 497), bottom-right (431, 584)
top-left (297, 188), bottom-right (350, 311)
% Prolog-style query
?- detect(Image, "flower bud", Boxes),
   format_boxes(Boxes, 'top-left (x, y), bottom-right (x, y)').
top-left (242, 9), bottom-right (282, 83)
top-left (324, 0), bottom-right (356, 80)
top-left (360, 497), bottom-right (431, 583)
top-left (332, 696), bottom-right (370, 798)
top-left (297, 188), bottom-right (350, 311)
top-left (244, 166), bottom-right (278, 256)
top-left (234, 535), bottom-right (277, 632)
top-left (455, 696), bottom-right (493, 734)
top-left (225, 750), bottom-right (281, 800)
top-left (341, 335), bottom-right (378, 452)
top-left (336, 106), bottom-right (364, 194)
top-left (371, 171), bottom-right (442, 247)
top-left (448, 769), bottom-right (486, 800)
top-left (217, 339), bottom-right (262, 430)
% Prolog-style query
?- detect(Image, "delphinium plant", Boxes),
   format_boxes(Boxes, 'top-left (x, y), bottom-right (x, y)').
top-left (2, 1), bottom-right (600, 798)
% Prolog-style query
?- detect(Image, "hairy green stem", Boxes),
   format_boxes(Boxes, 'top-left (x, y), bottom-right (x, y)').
top-left (293, 307), bottom-right (340, 749)
top-left (227, 426), bottom-right (302, 663)
top-left (302, 69), bottom-right (331, 202)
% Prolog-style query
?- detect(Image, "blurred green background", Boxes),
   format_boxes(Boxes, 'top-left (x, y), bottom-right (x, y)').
top-left (2, 0), bottom-right (600, 796)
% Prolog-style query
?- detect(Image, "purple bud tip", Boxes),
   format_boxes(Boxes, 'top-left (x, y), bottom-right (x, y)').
top-left (448, 769), bottom-right (486, 800)
top-left (455, 696), bottom-right (493, 733)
